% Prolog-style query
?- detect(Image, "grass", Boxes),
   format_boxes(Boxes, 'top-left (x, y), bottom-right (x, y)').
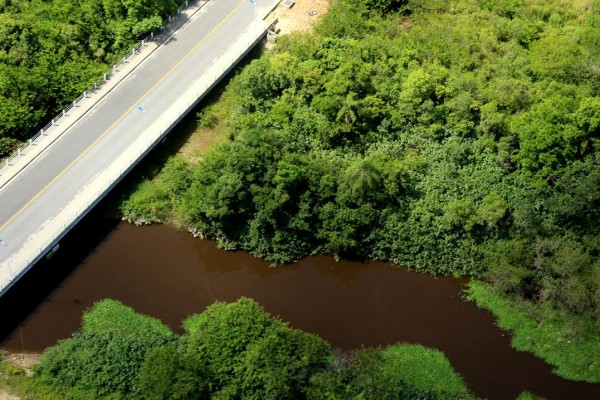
top-left (0, 357), bottom-right (51, 400)
top-left (467, 281), bottom-right (600, 383)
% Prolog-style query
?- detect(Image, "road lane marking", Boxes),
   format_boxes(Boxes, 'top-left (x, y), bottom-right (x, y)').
top-left (0, 0), bottom-right (248, 231)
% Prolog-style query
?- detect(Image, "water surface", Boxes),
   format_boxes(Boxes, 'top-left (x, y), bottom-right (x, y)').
top-left (1, 220), bottom-right (599, 400)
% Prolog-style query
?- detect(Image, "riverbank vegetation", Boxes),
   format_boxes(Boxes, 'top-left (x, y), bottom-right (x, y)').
top-left (119, 0), bottom-right (600, 383)
top-left (0, 0), bottom-right (179, 157)
top-left (0, 299), bottom-right (473, 399)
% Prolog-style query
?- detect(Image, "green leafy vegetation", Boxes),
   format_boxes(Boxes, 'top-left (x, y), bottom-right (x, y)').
top-left (120, 0), bottom-right (600, 382)
top-left (468, 281), bottom-right (600, 382)
top-left (81, 298), bottom-right (174, 336)
top-left (307, 344), bottom-right (471, 400)
top-left (0, 298), bottom-right (472, 399)
top-left (516, 392), bottom-right (546, 400)
top-left (0, 0), bottom-right (179, 157)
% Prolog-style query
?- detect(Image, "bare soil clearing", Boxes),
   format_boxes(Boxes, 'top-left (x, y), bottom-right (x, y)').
top-left (0, 391), bottom-right (19, 400)
top-left (269, 0), bottom-right (331, 34)
top-left (5, 354), bottom-right (38, 371)
top-left (0, 354), bottom-right (39, 400)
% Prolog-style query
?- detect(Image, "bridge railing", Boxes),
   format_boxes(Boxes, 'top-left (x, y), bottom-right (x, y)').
top-left (0, 20), bottom-right (271, 296)
top-left (0, 0), bottom-right (203, 181)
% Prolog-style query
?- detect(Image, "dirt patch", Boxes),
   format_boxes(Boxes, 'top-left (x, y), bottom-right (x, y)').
top-left (4, 354), bottom-right (39, 371)
top-left (0, 390), bottom-right (19, 400)
top-left (0, 353), bottom-right (38, 400)
top-left (268, 0), bottom-right (331, 35)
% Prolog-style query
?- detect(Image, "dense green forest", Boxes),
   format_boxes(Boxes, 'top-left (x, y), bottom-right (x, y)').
top-left (119, 0), bottom-right (600, 382)
top-left (0, 299), bottom-right (474, 399)
top-left (0, 0), bottom-right (178, 156)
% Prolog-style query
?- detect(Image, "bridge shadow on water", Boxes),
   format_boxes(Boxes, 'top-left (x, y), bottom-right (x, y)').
top-left (0, 207), bottom-right (120, 349)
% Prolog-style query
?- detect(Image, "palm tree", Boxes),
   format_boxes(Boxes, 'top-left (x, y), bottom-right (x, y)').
top-left (336, 92), bottom-right (359, 125)
top-left (346, 158), bottom-right (381, 197)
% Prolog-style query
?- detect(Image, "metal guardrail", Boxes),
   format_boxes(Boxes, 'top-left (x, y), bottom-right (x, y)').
top-left (0, 0), bottom-right (198, 178)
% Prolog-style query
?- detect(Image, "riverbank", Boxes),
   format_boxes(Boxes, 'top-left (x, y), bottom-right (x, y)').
top-left (116, 0), bottom-right (600, 389)
top-left (2, 221), bottom-right (599, 398)
top-left (0, 353), bottom-right (39, 400)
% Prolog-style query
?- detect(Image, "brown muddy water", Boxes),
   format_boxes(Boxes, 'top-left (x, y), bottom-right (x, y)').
top-left (1, 217), bottom-right (599, 400)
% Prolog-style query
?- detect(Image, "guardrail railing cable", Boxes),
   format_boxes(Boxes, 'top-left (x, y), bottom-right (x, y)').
top-left (0, 0), bottom-right (196, 177)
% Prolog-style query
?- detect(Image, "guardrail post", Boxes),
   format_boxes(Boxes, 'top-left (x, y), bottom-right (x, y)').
top-left (94, 82), bottom-right (97, 90)
top-left (104, 73), bottom-right (107, 81)
top-left (29, 139), bottom-right (32, 145)
top-left (51, 119), bottom-right (55, 126)
top-left (151, 31), bottom-right (154, 39)
top-left (83, 91), bottom-right (87, 98)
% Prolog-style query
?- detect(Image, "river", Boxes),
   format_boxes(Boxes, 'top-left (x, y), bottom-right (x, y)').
top-left (0, 211), bottom-right (598, 400)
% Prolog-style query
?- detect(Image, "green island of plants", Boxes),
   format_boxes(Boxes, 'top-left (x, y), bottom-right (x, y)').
top-left (0, 298), bottom-right (474, 399)
top-left (119, 0), bottom-right (600, 384)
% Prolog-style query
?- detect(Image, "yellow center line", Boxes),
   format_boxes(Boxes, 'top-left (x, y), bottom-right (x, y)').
top-left (0, 0), bottom-right (248, 231)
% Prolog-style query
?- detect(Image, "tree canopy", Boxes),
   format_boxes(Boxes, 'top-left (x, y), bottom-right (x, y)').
top-left (120, 0), bottom-right (600, 382)
top-left (32, 298), bottom-right (471, 399)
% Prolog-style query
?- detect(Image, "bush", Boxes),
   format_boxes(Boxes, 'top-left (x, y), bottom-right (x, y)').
top-left (0, 137), bottom-right (20, 158)
top-left (347, 345), bottom-right (471, 399)
top-left (36, 331), bottom-right (175, 398)
top-left (137, 340), bottom-right (208, 400)
top-left (197, 109), bottom-right (219, 129)
top-left (307, 344), bottom-right (473, 400)
top-left (183, 297), bottom-right (332, 398)
top-left (34, 300), bottom-right (176, 397)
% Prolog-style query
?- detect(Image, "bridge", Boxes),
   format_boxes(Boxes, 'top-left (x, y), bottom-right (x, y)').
top-left (0, 0), bottom-right (281, 296)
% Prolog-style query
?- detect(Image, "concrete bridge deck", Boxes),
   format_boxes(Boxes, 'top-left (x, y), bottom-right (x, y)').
top-left (0, 0), bottom-right (280, 296)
